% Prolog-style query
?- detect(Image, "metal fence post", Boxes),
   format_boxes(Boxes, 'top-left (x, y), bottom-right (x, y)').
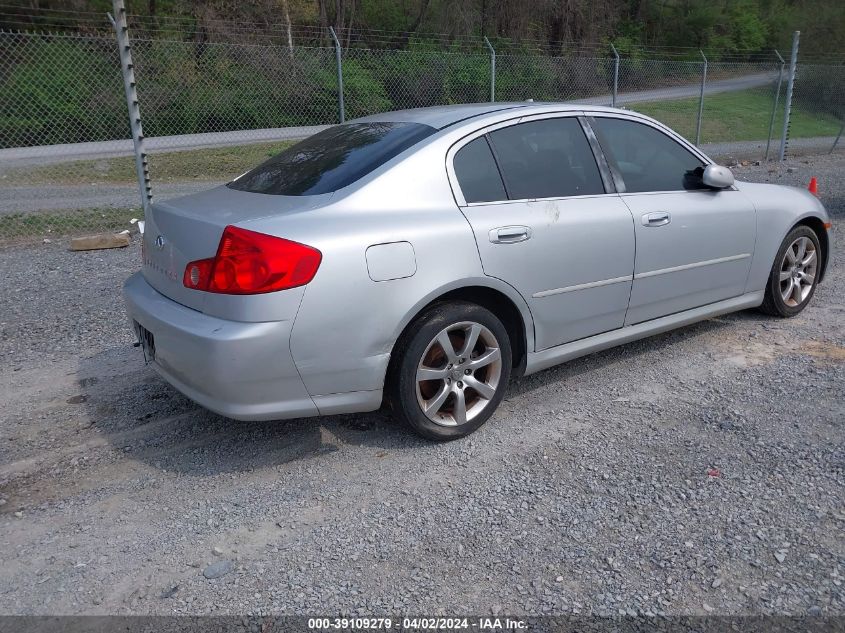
top-left (108, 0), bottom-right (152, 214)
top-left (831, 123), bottom-right (844, 154)
top-left (695, 49), bottom-right (707, 146)
top-left (329, 26), bottom-right (345, 123)
top-left (484, 36), bottom-right (496, 102)
top-left (779, 31), bottom-right (800, 162)
top-left (764, 50), bottom-right (785, 162)
top-left (610, 43), bottom-right (620, 108)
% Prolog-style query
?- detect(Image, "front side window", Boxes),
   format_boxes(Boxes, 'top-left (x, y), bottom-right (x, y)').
top-left (487, 118), bottom-right (605, 200)
top-left (453, 136), bottom-right (507, 204)
top-left (590, 117), bottom-right (706, 193)
top-left (228, 122), bottom-right (436, 196)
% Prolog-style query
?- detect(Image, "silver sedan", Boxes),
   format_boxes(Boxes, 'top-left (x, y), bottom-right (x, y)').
top-left (124, 103), bottom-right (831, 440)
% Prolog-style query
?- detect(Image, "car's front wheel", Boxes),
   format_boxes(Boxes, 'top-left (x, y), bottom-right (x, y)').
top-left (390, 302), bottom-right (512, 441)
top-left (760, 225), bottom-right (822, 317)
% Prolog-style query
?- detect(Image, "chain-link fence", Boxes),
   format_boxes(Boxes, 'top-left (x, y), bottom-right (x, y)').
top-left (0, 31), bottom-right (137, 242)
top-left (616, 59), bottom-right (708, 142)
top-left (0, 32), bottom-right (127, 147)
top-left (788, 63), bottom-right (845, 155)
top-left (495, 54), bottom-right (614, 103)
top-left (343, 48), bottom-right (492, 115)
top-left (131, 38), bottom-right (339, 207)
top-left (134, 40), bottom-right (339, 137)
top-left (698, 61), bottom-right (784, 158)
top-left (1, 22), bottom-right (844, 244)
top-left (614, 59), bottom-right (787, 159)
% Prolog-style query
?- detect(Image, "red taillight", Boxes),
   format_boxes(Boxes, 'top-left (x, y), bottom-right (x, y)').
top-left (183, 226), bottom-right (322, 294)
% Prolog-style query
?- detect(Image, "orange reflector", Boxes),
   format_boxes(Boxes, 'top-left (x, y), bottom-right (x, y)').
top-left (824, 222), bottom-right (832, 230)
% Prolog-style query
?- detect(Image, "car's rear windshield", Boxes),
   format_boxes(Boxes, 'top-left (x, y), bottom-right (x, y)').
top-left (227, 122), bottom-right (437, 196)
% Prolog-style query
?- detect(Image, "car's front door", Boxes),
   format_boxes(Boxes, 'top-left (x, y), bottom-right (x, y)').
top-left (588, 115), bottom-right (757, 325)
top-left (449, 114), bottom-right (636, 351)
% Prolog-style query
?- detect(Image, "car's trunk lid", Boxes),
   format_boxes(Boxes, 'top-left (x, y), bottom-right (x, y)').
top-left (141, 185), bottom-right (332, 318)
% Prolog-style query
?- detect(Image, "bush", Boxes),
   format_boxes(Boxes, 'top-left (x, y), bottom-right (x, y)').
top-left (0, 35), bottom-right (127, 147)
top-left (497, 55), bottom-right (612, 102)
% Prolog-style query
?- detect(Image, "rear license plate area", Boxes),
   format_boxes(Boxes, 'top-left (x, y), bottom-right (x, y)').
top-left (135, 322), bottom-right (156, 362)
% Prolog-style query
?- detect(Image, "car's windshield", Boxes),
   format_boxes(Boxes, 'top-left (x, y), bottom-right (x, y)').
top-left (227, 122), bottom-right (437, 196)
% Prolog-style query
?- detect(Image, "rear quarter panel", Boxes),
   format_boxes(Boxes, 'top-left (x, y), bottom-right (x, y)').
top-left (239, 139), bottom-right (533, 398)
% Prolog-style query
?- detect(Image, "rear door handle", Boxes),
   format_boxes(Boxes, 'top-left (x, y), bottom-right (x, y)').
top-left (642, 212), bottom-right (671, 227)
top-left (489, 226), bottom-right (532, 244)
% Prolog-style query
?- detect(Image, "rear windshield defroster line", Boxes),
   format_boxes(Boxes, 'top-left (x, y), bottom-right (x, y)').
top-left (227, 122), bottom-right (437, 196)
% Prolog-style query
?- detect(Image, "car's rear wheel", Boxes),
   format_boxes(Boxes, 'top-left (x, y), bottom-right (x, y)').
top-left (390, 302), bottom-right (511, 441)
top-left (759, 225), bottom-right (821, 317)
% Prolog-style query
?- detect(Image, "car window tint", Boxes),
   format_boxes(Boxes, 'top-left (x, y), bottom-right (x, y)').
top-left (487, 118), bottom-right (605, 200)
top-left (454, 136), bottom-right (507, 203)
top-left (228, 122), bottom-right (436, 196)
top-left (590, 117), bottom-right (706, 193)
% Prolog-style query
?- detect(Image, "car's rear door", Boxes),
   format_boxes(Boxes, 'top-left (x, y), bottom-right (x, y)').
top-left (448, 113), bottom-right (636, 351)
top-left (587, 114), bottom-right (757, 325)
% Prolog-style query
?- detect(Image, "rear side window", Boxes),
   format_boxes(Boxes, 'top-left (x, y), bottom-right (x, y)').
top-left (487, 118), bottom-right (605, 200)
top-left (453, 137), bottom-right (507, 203)
top-left (590, 117), bottom-right (706, 193)
top-left (228, 122), bottom-right (436, 196)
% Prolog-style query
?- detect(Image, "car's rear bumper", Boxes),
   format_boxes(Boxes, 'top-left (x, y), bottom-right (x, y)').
top-left (123, 272), bottom-right (319, 420)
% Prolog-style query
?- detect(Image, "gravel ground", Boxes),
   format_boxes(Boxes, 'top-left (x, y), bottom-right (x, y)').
top-left (732, 152), bottom-right (845, 215)
top-left (0, 154), bottom-right (843, 617)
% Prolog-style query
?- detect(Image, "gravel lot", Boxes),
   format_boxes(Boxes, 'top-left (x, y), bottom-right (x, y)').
top-left (0, 154), bottom-right (843, 617)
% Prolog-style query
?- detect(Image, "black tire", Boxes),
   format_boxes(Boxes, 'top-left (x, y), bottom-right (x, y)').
top-left (389, 301), bottom-right (512, 441)
top-left (759, 225), bottom-right (822, 317)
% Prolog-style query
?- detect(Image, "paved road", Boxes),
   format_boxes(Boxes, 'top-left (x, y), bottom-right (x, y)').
top-left (5, 135), bottom-right (841, 216)
top-left (0, 73), bottom-right (775, 170)
top-left (572, 71), bottom-right (776, 106)
top-left (0, 125), bottom-right (331, 170)
top-left (0, 182), bottom-right (215, 215)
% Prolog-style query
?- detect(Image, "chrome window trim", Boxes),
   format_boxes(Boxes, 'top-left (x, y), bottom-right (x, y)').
top-left (445, 115), bottom-right (525, 207)
top-left (463, 192), bottom-right (616, 208)
top-left (446, 111), bottom-right (619, 207)
top-left (582, 111), bottom-right (743, 194)
top-left (581, 110), bottom-right (713, 165)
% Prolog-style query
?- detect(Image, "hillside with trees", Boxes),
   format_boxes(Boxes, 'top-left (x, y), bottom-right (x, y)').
top-left (1, 0), bottom-right (842, 149)
top-left (2, 0), bottom-right (843, 59)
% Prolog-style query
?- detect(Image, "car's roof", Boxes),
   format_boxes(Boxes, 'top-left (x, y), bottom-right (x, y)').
top-left (351, 102), bottom-right (604, 130)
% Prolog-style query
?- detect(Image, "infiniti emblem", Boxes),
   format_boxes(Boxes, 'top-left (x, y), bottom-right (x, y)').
top-left (154, 235), bottom-right (166, 250)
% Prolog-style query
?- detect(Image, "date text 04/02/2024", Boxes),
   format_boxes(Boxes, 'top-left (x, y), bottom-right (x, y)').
top-left (307, 617), bottom-right (529, 630)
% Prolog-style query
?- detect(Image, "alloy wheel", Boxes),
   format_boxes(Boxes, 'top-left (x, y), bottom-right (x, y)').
top-left (779, 236), bottom-right (818, 307)
top-left (415, 321), bottom-right (502, 427)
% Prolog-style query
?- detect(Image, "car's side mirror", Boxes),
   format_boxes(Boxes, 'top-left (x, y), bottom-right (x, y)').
top-left (702, 164), bottom-right (735, 189)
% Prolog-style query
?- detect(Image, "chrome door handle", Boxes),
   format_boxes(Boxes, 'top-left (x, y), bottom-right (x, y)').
top-left (489, 226), bottom-right (532, 244)
top-left (642, 212), bottom-right (671, 227)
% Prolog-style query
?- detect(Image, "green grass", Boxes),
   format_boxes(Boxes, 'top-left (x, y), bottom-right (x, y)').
top-left (0, 207), bottom-right (137, 244)
top-left (629, 89), bottom-right (842, 143)
top-left (7, 141), bottom-right (294, 186)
